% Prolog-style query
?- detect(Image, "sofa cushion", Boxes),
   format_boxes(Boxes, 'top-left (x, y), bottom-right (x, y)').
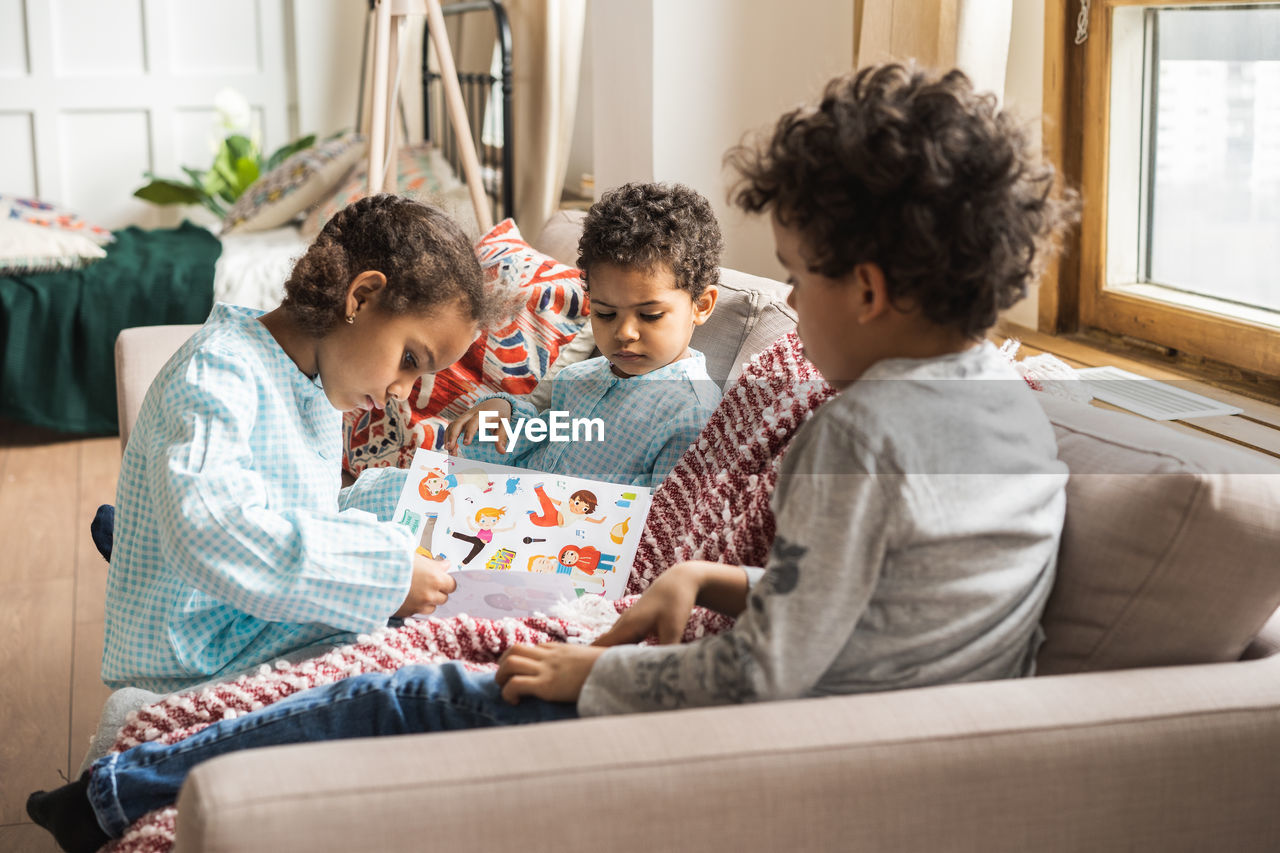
top-left (696, 268), bottom-right (795, 386)
top-left (1035, 393), bottom-right (1280, 675)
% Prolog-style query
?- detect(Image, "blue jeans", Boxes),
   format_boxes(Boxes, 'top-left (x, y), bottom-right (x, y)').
top-left (87, 662), bottom-right (578, 836)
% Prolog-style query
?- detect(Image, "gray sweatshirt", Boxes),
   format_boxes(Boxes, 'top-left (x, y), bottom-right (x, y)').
top-left (577, 341), bottom-right (1068, 715)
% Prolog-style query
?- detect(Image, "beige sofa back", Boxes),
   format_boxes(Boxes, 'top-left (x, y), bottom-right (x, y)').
top-left (1037, 393), bottom-right (1280, 674)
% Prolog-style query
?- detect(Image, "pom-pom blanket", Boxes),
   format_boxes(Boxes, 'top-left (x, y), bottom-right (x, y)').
top-left (101, 333), bottom-right (834, 853)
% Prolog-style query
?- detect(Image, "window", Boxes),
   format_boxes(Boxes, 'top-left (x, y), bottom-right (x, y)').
top-left (1045, 0), bottom-right (1280, 379)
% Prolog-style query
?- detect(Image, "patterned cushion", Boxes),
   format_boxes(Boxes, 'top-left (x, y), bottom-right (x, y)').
top-left (300, 144), bottom-right (461, 239)
top-left (221, 133), bottom-right (366, 233)
top-left (0, 219), bottom-right (107, 274)
top-left (0, 194), bottom-right (113, 245)
top-left (343, 218), bottom-right (589, 475)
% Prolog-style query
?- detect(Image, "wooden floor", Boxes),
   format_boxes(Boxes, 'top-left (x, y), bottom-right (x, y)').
top-left (0, 418), bottom-right (117, 852)
top-left (1, 326), bottom-right (1277, 851)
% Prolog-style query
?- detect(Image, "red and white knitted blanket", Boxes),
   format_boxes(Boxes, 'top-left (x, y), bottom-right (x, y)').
top-left (101, 333), bottom-right (833, 853)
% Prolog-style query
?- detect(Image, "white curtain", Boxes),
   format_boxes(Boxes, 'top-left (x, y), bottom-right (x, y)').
top-left (507, 0), bottom-right (587, 239)
top-left (855, 0), bottom-right (1013, 104)
top-left (955, 0), bottom-right (1013, 105)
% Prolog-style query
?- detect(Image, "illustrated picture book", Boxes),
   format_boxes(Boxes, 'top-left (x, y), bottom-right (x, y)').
top-left (392, 448), bottom-right (653, 619)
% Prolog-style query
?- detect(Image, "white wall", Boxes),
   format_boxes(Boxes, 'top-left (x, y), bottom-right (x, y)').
top-left (589, 0), bottom-right (1052, 326)
top-left (291, 0), bottom-right (367, 141)
top-left (0, 0), bottom-right (295, 229)
top-left (0, 0), bottom-right (365, 229)
top-left (592, 0), bottom-right (854, 280)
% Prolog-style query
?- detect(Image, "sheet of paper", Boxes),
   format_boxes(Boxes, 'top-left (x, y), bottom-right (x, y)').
top-left (1074, 366), bottom-right (1244, 420)
top-left (391, 449), bottom-right (652, 618)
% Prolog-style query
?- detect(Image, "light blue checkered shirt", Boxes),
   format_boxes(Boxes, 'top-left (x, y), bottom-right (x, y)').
top-left (103, 303), bottom-right (413, 692)
top-left (458, 352), bottom-right (721, 487)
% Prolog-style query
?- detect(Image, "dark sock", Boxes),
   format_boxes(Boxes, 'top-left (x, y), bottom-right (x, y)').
top-left (26, 770), bottom-right (111, 853)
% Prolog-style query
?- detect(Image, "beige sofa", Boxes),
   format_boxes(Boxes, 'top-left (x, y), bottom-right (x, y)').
top-left (110, 213), bottom-right (1280, 852)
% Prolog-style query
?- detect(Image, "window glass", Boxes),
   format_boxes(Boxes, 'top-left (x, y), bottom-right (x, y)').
top-left (1145, 7), bottom-right (1280, 312)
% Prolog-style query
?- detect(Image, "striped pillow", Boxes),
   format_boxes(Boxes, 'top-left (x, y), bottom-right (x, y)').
top-left (0, 194), bottom-right (114, 246)
top-left (0, 219), bottom-right (107, 274)
top-left (344, 218), bottom-right (589, 475)
top-left (300, 144), bottom-right (461, 239)
top-left (221, 133), bottom-right (366, 233)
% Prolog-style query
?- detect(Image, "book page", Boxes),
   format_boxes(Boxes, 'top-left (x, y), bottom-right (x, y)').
top-left (391, 449), bottom-right (652, 618)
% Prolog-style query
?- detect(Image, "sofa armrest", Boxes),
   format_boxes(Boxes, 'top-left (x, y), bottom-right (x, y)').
top-left (115, 325), bottom-right (199, 452)
top-left (174, 654), bottom-right (1280, 853)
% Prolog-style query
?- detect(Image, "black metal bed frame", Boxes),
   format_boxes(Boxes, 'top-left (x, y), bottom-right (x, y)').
top-left (422, 1), bottom-right (514, 224)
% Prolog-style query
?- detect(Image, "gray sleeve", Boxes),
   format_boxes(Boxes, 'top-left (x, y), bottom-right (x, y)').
top-left (577, 416), bottom-right (895, 716)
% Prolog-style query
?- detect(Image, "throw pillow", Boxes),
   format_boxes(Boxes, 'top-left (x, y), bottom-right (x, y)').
top-left (1035, 393), bottom-right (1280, 674)
top-left (0, 219), bottom-right (107, 274)
top-left (343, 218), bottom-right (589, 475)
top-left (300, 143), bottom-right (462, 239)
top-left (221, 132), bottom-right (366, 233)
top-left (0, 194), bottom-right (113, 245)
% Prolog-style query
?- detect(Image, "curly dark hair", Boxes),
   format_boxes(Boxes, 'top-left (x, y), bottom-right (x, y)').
top-left (577, 182), bottom-right (723, 298)
top-left (282, 194), bottom-right (496, 336)
top-left (727, 64), bottom-right (1079, 338)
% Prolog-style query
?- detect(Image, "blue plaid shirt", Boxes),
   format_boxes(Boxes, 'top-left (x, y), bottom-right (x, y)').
top-left (103, 304), bottom-right (413, 692)
top-left (458, 352), bottom-right (721, 487)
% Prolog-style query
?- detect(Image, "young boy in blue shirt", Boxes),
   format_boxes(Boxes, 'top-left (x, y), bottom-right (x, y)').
top-left (444, 181), bottom-right (723, 488)
top-left (29, 64), bottom-right (1079, 853)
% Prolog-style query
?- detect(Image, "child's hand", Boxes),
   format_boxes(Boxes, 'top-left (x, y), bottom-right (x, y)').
top-left (443, 399), bottom-right (514, 455)
top-left (593, 560), bottom-right (751, 646)
top-left (593, 561), bottom-right (703, 646)
top-left (495, 642), bottom-right (606, 704)
top-left (393, 553), bottom-right (457, 618)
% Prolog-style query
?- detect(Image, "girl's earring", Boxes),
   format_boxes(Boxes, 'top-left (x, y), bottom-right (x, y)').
top-left (345, 314), bottom-right (355, 325)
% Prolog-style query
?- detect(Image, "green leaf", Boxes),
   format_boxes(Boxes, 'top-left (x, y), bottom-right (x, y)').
top-left (200, 196), bottom-right (228, 218)
top-left (208, 145), bottom-right (241, 202)
top-left (201, 166), bottom-right (227, 199)
top-left (133, 179), bottom-right (208, 207)
top-left (265, 134), bottom-right (316, 172)
top-left (223, 133), bottom-right (258, 164)
top-left (231, 156), bottom-right (259, 194)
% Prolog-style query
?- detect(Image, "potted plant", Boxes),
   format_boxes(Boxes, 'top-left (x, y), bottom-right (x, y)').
top-left (134, 89), bottom-right (315, 218)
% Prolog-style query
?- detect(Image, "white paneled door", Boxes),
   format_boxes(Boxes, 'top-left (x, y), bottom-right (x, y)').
top-left (0, 0), bottom-right (292, 228)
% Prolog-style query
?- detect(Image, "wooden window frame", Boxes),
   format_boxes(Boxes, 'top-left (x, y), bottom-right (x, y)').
top-left (1041, 0), bottom-right (1280, 379)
